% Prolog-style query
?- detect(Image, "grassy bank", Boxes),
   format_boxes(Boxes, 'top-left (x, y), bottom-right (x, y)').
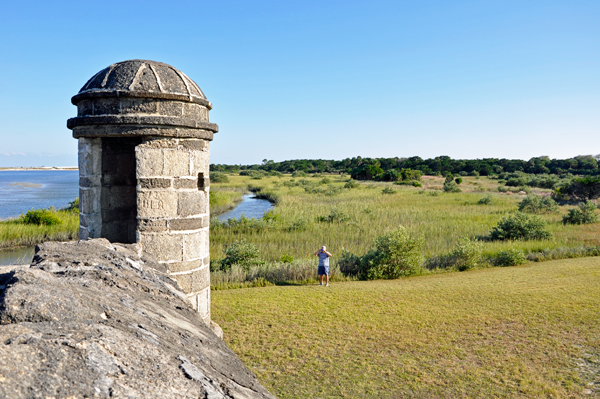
top-left (0, 209), bottom-right (79, 250)
top-left (209, 174), bottom-right (599, 266)
top-left (212, 257), bottom-right (600, 398)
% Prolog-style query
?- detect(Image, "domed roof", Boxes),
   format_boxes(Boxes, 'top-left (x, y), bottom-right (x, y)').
top-left (71, 60), bottom-right (211, 108)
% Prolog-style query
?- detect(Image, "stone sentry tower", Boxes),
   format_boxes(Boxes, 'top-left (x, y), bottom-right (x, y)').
top-left (67, 60), bottom-right (218, 321)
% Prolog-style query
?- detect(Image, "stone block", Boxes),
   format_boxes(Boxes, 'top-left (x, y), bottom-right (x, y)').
top-left (195, 288), bottom-right (210, 318)
top-left (178, 191), bottom-right (207, 217)
top-left (138, 232), bottom-right (182, 262)
top-left (183, 104), bottom-right (209, 121)
top-left (120, 98), bottom-right (158, 114)
top-left (78, 138), bottom-right (101, 177)
top-left (163, 149), bottom-right (190, 177)
top-left (173, 178), bottom-right (197, 189)
top-left (93, 98), bottom-right (120, 115)
top-left (138, 178), bottom-right (172, 189)
top-left (191, 150), bottom-right (209, 176)
top-left (80, 187), bottom-right (101, 214)
top-left (173, 268), bottom-right (210, 294)
top-left (79, 213), bottom-right (101, 230)
top-left (168, 258), bottom-right (203, 274)
top-left (136, 148), bottom-right (164, 177)
top-left (77, 100), bottom-right (94, 117)
top-left (137, 219), bottom-right (168, 232)
top-left (139, 137), bottom-right (179, 149)
top-left (79, 175), bottom-right (101, 188)
top-left (168, 216), bottom-right (206, 231)
top-left (182, 230), bottom-right (207, 261)
top-left (137, 191), bottom-right (178, 218)
top-left (158, 101), bottom-right (184, 117)
top-left (180, 139), bottom-right (207, 151)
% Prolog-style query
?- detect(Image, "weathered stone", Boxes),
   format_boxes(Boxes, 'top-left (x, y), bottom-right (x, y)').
top-left (138, 177), bottom-right (172, 189)
top-left (174, 268), bottom-right (210, 294)
top-left (191, 149), bottom-right (210, 176)
top-left (80, 188), bottom-right (101, 214)
top-left (137, 218), bottom-right (168, 232)
top-left (183, 230), bottom-right (207, 261)
top-left (78, 137), bottom-right (101, 177)
top-left (181, 138), bottom-right (207, 151)
top-left (79, 175), bottom-right (101, 188)
top-left (138, 232), bottom-right (182, 262)
top-left (173, 178), bottom-right (197, 189)
top-left (0, 240), bottom-right (274, 398)
top-left (159, 101), bottom-right (184, 116)
top-left (164, 149), bottom-right (190, 177)
top-left (137, 191), bottom-right (178, 218)
top-left (168, 216), bottom-right (207, 231)
top-left (136, 147), bottom-right (164, 177)
top-left (140, 137), bottom-right (180, 149)
top-left (168, 258), bottom-right (203, 274)
top-left (183, 104), bottom-right (209, 121)
top-left (178, 191), bottom-right (207, 217)
top-left (120, 98), bottom-right (159, 114)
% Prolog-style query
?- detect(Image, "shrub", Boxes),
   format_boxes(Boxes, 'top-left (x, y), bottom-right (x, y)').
top-left (562, 201), bottom-right (599, 225)
top-left (490, 212), bottom-right (552, 241)
top-left (291, 171), bottom-right (307, 177)
top-left (317, 208), bottom-right (350, 223)
top-left (210, 172), bottom-right (229, 183)
top-left (287, 216), bottom-right (310, 231)
top-left (20, 209), bottom-right (62, 225)
top-left (555, 176), bottom-right (600, 201)
top-left (455, 177), bottom-right (463, 185)
top-left (469, 171), bottom-right (480, 177)
top-left (451, 237), bottom-right (483, 271)
top-left (518, 194), bottom-right (559, 214)
top-left (64, 197), bottom-right (79, 212)
top-left (344, 179), bottom-right (360, 189)
top-left (280, 254), bottom-right (294, 263)
top-left (443, 181), bottom-right (461, 193)
top-left (221, 240), bottom-right (263, 270)
top-left (478, 195), bottom-right (492, 205)
top-left (319, 177), bottom-right (332, 185)
top-left (360, 226), bottom-right (424, 279)
top-left (338, 249), bottom-right (362, 276)
top-left (412, 181), bottom-right (422, 187)
top-left (494, 249), bottom-right (527, 266)
top-left (382, 187), bottom-right (395, 194)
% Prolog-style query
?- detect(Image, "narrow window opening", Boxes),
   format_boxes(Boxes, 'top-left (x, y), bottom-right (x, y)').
top-left (198, 173), bottom-right (205, 190)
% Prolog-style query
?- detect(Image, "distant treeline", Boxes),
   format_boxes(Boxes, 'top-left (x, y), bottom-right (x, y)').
top-left (211, 155), bottom-right (600, 178)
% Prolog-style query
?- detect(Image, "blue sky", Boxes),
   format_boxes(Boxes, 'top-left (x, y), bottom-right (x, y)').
top-left (0, 0), bottom-right (598, 167)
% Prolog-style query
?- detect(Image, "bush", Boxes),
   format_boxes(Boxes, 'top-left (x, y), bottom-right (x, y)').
top-left (344, 179), bottom-right (360, 189)
top-left (280, 254), bottom-right (294, 263)
top-left (518, 194), bottom-right (559, 214)
top-left (555, 176), bottom-right (600, 201)
top-left (382, 187), bottom-right (395, 194)
top-left (221, 240), bottom-right (263, 270)
top-left (210, 172), bottom-right (229, 183)
top-left (443, 181), bottom-right (461, 193)
top-left (317, 208), bottom-right (350, 223)
top-left (490, 212), bottom-right (552, 241)
top-left (478, 195), bottom-right (492, 205)
top-left (494, 249), bottom-right (527, 266)
top-left (287, 216), bottom-right (310, 231)
top-left (64, 197), bottom-right (79, 212)
top-left (455, 177), bottom-right (462, 185)
top-left (338, 249), bottom-right (362, 276)
top-left (20, 209), bottom-right (62, 225)
top-left (360, 226), bottom-right (424, 279)
top-left (412, 181), bottom-right (422, 187)
top-left (451, 237), bottom-right (483, 271)
top-left (562, 201), bottom-right (599, 225)
top-left (319, 177), bottom-right (332, 185)
top-left (291, 171), bottom-right (307, 177)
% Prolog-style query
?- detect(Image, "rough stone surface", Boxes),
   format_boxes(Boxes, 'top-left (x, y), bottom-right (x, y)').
top-left (0, 239), bottom-right (274, 399)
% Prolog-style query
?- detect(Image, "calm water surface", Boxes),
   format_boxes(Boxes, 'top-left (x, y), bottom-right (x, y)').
top-left (215, 194), bottom-right (273, 221)
top-left (0, 170), bottom-right (79, 220)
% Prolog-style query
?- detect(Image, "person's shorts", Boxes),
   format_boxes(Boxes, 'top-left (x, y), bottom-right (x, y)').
top-left (318, 265), bottom-right (329, 276)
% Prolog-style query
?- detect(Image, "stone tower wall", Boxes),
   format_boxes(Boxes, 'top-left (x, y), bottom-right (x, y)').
top-left (136, 137), bottom-right (211, 321)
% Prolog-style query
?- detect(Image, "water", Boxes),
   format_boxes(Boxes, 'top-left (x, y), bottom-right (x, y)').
top-left (215, 194), bottom-right (273, 221)
top-left (0, 170), bottom-right (79, 220)
top-left (0, 246), bottom-right (35, 266)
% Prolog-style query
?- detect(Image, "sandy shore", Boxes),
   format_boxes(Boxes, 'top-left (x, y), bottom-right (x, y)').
top-left (0, 167), bottom-right (77, 171)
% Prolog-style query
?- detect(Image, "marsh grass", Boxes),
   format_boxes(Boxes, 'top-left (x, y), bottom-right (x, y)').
top-left (212, 257), bottom-right (600, 398)
top-left (0, 209), bottom-right (79, 250)
top-left (210, 175), bottom-right (599, 268)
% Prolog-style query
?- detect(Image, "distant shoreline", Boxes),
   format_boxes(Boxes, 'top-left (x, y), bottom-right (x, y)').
top-left (0, 167), bottom-right (78, 171)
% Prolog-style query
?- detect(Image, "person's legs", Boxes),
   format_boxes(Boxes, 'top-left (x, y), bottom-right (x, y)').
top-left (326, 274), bottom-right (329, 285)
top-left (319, 274), bottom-right (323, 285)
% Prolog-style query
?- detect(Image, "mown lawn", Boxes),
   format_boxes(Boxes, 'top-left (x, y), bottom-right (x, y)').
top-left (212, 257), bottom-right (600, 398)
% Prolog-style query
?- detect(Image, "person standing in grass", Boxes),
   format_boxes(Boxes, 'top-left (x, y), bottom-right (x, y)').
top-left (315, 246), bottom-right (332, 286)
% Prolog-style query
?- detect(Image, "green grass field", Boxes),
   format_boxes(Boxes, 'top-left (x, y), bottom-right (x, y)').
top-left (210, 174), bottom-right (599, 265)
top-left (0, 209), bottom-right (79, 250)
top-left (212, 257), bottom-right (600, 398)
